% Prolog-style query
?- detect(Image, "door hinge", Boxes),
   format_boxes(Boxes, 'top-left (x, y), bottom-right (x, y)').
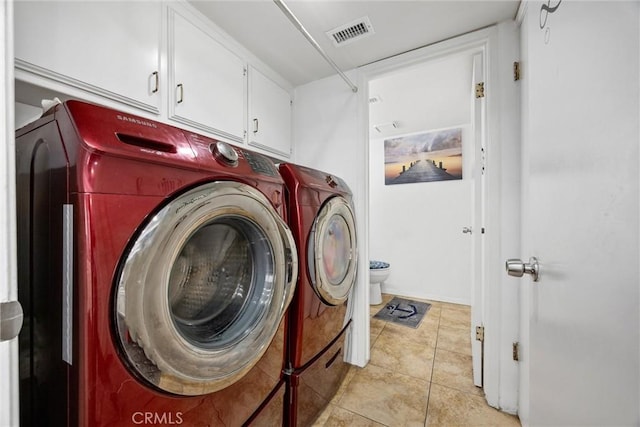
top-left (475, 82), bottom-right (485, 98)
top-left (513, 62), bottom-right (521, 81)
top-left (513, 342), bottom-right (520, 361)
top-left (475, 325), bottom-right (485, 342)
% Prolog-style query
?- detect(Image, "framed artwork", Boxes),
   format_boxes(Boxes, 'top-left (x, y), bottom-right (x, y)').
top-left (384, 127), bottom-right (463, 185)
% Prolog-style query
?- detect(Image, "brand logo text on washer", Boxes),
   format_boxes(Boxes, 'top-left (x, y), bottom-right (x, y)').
top-left (116, 114), bottom-right (158, 128)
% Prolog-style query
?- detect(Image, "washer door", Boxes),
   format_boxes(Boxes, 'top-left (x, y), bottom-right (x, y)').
top-left (308, 196), bottom-right (358, 305)
top-left (114, 181), bottom-right (297, 396)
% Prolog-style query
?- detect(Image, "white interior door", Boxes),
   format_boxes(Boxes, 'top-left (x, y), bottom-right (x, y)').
top-left (518, 2), bottom-right (639, 425)
top-left (470, 52), bottom-right (486, 388)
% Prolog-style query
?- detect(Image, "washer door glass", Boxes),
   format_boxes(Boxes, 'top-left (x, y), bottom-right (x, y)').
top-left (114, 181), bottom-right (297, 396)
top-left (308, 196), bottom-right (358, 305)
top-left (168, 217), bottom-right (271, 349)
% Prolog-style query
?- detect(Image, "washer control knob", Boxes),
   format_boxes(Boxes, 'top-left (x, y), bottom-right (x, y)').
top-left (210, 141), bottom-right (238, 166)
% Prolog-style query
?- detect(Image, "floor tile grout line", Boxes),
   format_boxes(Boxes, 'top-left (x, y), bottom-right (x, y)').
top-left (424, 305), bottom-right (441, 426)
top-left (328, 405), bottom-right (391, 427)
top-left (334, 316), bottom-right (400, 427)
top-left (321, 295), bottom-right (480, 426)
top-left (428, 379), bottom-right (485, 399)
top-left (323, 301), bottom-right (520, 427)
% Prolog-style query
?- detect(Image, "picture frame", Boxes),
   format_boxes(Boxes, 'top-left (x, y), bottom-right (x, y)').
top-left (384, 127), bottom-right (463, 185)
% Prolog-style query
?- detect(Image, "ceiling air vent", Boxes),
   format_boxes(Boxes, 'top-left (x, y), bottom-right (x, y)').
top-left (326, 16), bottom-right (375, 47)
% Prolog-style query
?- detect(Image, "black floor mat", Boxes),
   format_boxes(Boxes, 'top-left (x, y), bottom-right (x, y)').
top-left (373, 297), bottom-right (431, 329)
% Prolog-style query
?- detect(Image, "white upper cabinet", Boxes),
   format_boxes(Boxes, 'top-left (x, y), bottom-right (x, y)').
top-left (14, 1), bottom-right (162, 113)
top-left (169, 10), bottom-right (246, 143)
top-left (13, 2), bottom-right (292, 158)
top-left (249, 67), bottom-right (291, 157)
top-left (248, 66), bottom-right (292, 157)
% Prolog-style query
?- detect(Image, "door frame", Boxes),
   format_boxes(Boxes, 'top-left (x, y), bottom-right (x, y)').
top-left (0, 1), bottom-right (20, 425)
top-left (470, 50), bottom-right (487, 388)
top-left (357, 25), bottom-right (520, 411)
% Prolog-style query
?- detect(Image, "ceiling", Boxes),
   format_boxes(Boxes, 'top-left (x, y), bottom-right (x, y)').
top-left (188, 0), bottom-right (520, 88)
top-left (369, 51), bottom-right (472, 139)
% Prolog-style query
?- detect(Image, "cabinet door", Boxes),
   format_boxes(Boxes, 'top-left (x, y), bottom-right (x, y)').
top-left (170, 11), bottom-right (246, 142)
top-left (14, 1), bottom-right (161, 113)
top-left (248, 67), bottom-right (292, 157)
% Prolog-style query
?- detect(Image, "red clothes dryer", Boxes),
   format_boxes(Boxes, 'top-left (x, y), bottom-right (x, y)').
top-left (15, 100), bottom-right (298, 426)
top-left (279, 163), bottom-right (358, 426)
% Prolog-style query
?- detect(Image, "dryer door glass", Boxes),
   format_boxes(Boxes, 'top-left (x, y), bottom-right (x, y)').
top-left (114, 181), bottom-right (297, 396)
top-left (320, 215), bottom-right (351, 285)
top-left (308, 196), bottom-right (357, 305)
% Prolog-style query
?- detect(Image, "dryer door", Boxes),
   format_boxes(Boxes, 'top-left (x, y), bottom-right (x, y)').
top-left (114, 181), bottom-right (297, 396)
top-left (308, 196), bottom-right (358, 305)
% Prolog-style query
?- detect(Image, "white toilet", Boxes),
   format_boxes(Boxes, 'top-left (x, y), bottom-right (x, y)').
top-left (369, 261), bottom-right (390, 305)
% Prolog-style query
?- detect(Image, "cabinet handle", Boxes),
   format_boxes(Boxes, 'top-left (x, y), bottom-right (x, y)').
top-left (253, 118), bottom-right (259, 134)
top-left (151, 71), bottom-right (159, 94)
top-left (177, 83), bottom-right (184, 104)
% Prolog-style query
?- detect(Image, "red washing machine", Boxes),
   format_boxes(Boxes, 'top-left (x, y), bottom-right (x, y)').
top-left (278, 163), bottom-right (358, 426)
top-left (15, 100), bottom-right (298, 426)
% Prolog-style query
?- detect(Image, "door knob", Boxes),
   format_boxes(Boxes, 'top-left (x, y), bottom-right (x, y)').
top-left (505, 257), bottom-right (540, 281)
top-left (0, 300), bottom-right (23, 341)
top-left (462, 226), bottom-right (472, 234)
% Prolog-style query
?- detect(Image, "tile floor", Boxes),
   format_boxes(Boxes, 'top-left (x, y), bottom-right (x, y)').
top-left (312, 294), bottom-right (521, 426)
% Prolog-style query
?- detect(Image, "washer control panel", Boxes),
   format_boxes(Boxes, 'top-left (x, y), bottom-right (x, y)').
top-left (241, 149), bottom-right (278, 177)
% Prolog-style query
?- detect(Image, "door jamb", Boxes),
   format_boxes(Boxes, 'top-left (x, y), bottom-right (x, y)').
top-left (0, 1), bottom-right (20, 426)
top-left (356, 25), bottom-right (508, 409)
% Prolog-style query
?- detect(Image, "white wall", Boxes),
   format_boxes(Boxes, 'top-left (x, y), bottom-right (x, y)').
top-left (367, 52), bottom-right (475, 304)
top-left (369, 130), bottom-right (473, 304)
top-left (292, 70), bottom-right (360, 182)
top-left (292, 70), bottom-right (370, 366)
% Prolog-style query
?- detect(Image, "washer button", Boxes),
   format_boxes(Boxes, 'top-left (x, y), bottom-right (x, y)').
top-left (210, 141), bottom-right (238, 166)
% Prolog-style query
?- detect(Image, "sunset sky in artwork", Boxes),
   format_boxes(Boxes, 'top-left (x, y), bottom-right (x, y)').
top-left (384, 128), bottom-right (462, 182)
